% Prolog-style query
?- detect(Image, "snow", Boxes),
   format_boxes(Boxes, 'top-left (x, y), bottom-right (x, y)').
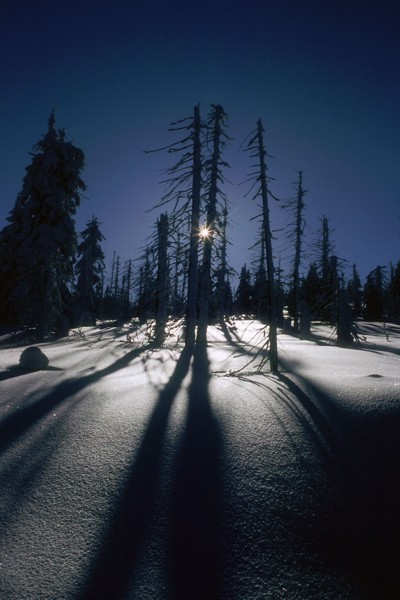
top-left (0, 320), bottom-right (399, 599)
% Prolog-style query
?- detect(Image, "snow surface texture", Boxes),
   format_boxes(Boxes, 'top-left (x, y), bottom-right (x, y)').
top-left (0, 320), bottom-right (399, 599)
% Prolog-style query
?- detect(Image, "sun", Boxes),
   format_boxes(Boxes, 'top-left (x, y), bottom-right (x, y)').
top-left (199, 225), bottom-right (211, 240)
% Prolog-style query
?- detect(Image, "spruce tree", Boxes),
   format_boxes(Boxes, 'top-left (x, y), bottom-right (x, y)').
top-left (300, 262), bottom-right (320, 337)
top-left (252, 236), bottom-right (269, 319)
top-left (215, 202), bottom-right (233, 320)
top-left (364, 266), bottom-right (386, 321)
top-left (347, 264), bottom-right (363, 318)
top-left (136, 246), bottom-right (156, 322)
top-left (234, 264), bottom-right (253, 315)
top-left (388, 261), bottom-right (400, 321)
top-left (283, 171), bottom-right (306, 332)
top-left (0, 112), bottom-right (86, 336)
top-left (121, 259), bottom-right (133, 321)
top-left (75, 216), bottom-right (105, 325)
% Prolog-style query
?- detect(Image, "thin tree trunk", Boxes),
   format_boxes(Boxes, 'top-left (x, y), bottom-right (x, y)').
top-left (256, 118), bottom-right (278, 372)
top-left (155, 213), bottom-right (169, 345)
top-left (293, 171), bottom-right (305, 332)
top-left (197, 105), bottom-right (224, 344)
top-left (185, 105), bottom-right (202, 348)
top-left (217, 204), bottom-right (228, 320)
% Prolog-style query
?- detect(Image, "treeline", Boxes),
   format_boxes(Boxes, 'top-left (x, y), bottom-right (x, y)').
top-left (0, 109), bottom-right (398, 353)
top-left (237, 256), bottom-right (400, 334)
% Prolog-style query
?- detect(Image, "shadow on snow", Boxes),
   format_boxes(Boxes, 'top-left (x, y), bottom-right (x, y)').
top-left (0, 345), bottom-right (152, 455)
top-left (277, 357), bottom-right (400, 599)
top-left (78, 345), bottom-right (222, 600)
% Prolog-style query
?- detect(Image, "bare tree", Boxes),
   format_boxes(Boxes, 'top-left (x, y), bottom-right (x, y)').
top-left (146, 105), bottom-right (203, 348)
top-left (154, 213), bottom-right (169, 345)
top-left (244, 118), bottom-right (278, 372)
top-left (185, 105), bottom-right (202, 347)
top-left (197, 104), bottom-right (230, 344)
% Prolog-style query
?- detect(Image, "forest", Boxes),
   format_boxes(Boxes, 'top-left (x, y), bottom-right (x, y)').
top-left (0, 107), bottom-right (399, 368)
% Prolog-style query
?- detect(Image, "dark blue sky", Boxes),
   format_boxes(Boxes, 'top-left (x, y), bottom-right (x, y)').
top-left (1, 0), bottom-right (399, 283)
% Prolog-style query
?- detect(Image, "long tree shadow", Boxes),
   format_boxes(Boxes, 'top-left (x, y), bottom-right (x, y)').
top-left (168, 344), bottom-right (222, 600)
top-left (0, 365), bottom-right (64, 382)
top-left (78, 347), bottom-right (193, 600)
top-left (277, 359), bottom-right (400, 599)
top-left (0, 344), bottom-right (155, 534)
top-left (0, 344), bottom-right (151, 454)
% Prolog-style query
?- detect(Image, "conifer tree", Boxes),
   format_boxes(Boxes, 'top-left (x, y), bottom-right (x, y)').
top-left (252, 236), bottom-right (268, 319)
top-left (364, 266), bottom-right (386, 321)
top-left (235, 264), bottom-right (253, 315)
top-left (319, 215), bottom-right (333, 283)
top-left (388, 261), bottom-right (400, 320)
top-left (121, 259), bottom-right (133, 321)
top-left (299, 262), bottom-right (320, 336)
top-left (215, 202), bottom-right (233, 320)
top-left (136, 246), bottom-right (156, 322)
top-left (75, 216), bottom-right (105, 325)
top-left (347, 264), bottom-right (363, 318)
top-left (0, 112), bottom-right (86, 336)
top-left (307, 215), bottom-right (336, 321)
top-left (283, 171), bottom-right (306, 332)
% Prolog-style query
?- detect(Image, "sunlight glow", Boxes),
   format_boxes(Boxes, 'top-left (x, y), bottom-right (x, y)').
top-left (199, 225), bottom-right (211, 240)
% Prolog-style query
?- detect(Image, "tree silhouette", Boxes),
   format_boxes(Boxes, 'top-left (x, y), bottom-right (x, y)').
top-left (146, 105), bottom-right (203, 347)
top-left (364, 266), bottom-right (386, 321)
top-left (0, 112), bottom-right (86, 336)
top-left (154, 212), bottom-right (169, 345)
top-left (197, 104), bottom-right (230, 344)
top-left (284, 171), bottom-right (306, 332)
top-left (244, 118), bottom-right (278, 372)
top-left (234, 264), bottom-right (253, 315)
top-left (75, 216), bottom-right (105, 325)
top-left (347, 264), bottom-right (363, 318)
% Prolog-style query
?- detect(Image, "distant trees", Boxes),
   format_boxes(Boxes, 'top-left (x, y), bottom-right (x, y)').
top-left (0, 112), bottom-right (86, 337)
top-left (3, 106), bottom-right (400, 347)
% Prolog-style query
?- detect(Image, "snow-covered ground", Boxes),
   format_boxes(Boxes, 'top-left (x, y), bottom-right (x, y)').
top-left (0, 320), bottom-right (399, 599)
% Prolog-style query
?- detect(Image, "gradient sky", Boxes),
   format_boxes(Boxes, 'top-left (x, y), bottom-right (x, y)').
top-left (1, 0), bottom-right (399, 285)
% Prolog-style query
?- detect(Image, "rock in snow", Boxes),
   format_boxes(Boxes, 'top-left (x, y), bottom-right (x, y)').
top-left (19, 346), bottom-right (49, 370)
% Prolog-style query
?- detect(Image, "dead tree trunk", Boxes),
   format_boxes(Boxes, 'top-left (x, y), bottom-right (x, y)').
top-left (197, 105), bottom-right (225, 344)
top-left (293, 171), bottom-right (305, 333)
top-left (255, 118), bottom-right (278, 372)
top-left (185, 105), bottom-right (202, 348)
top-left (154, 212), bottom-right (169, 345)
top-left (217, 203), bottom-right (229, 320)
